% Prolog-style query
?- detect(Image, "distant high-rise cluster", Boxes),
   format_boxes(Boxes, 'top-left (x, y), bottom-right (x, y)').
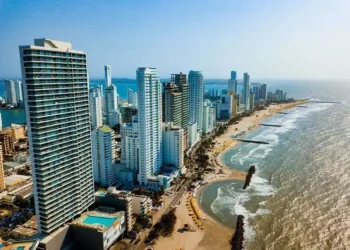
top-left (268, 89), bottom-right (287, 101)
top-left (4, 79), bottom-right (23, 107)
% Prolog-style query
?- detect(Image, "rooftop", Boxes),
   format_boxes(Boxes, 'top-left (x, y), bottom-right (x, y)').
top-left (11, 216), bottom-right (38, 238)
top-left (5, 175), bottom-right (31, 186)
top-left (99, 125), bottom-right (112, 133)
top-left (71, 208), bottom-right (124, 232)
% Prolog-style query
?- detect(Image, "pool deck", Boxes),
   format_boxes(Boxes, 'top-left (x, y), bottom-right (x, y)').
top-left (71, 208), bottom-right (123, 232)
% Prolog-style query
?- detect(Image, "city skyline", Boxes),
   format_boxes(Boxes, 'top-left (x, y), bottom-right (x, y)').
top-left (1, 0), bottom-right (349, 80)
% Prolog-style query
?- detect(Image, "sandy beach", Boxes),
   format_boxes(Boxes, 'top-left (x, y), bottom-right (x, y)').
top-left (152, 101), bottom-right (307, 250)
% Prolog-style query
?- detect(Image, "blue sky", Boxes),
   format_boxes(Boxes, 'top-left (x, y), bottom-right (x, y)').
top-left (0, 0), bottom-right (349, 79)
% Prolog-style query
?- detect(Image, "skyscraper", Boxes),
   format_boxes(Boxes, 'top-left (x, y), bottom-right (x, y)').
top-left (137, 67), bottom-right (162, 185)
top-left (243, 72), bottom-right (251, 111)
top-left (105, 84), bottom-right (121, 127)
top-left (19, 39), bottom-right (94, 234)
top-left (133, 92), bottom-right (138, 108)
top-left (92, 125), bottom-right (117, 187)
top-left (4, 79), bottom-right (17, 106)
top-left (189, 70), bottom-right (204, 131)
top-left (15, 80), bottom-right (23, 104)
top-left (228, 71), bottom-right (237, 94)
top-left (120, 116), bottom-right (139, 171)
top-left (202, 100), bottom-right (215, 134)
top-left (162, 82), bottom-right (182, 126)
top-left (105, 65), bottom-right (112, 88)
top-left (171, 73), bottom-right (190, 132)
top-left (89, 86), bottom-right (103, 129)
top-left (127, 89), bottom-right (134, 105)
top-left (171, 73), bottom-right (190, 150)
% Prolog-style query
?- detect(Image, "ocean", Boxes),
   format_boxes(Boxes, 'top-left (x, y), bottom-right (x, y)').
top-left (199, 80), bottom-right (350, 249)
top-left (0, 78), bottom-right (228, 128)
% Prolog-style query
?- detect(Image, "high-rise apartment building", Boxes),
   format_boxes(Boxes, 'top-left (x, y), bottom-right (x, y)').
top-left (5, 79), bottom-right (17, 106)
top-left (133, 92), bottom-right (138, 108)
top-left (89, 86), bottom-right (103, 129)
top-left (120, 116), bottom-right (139, 171)
top-left (127, 89), bottom-right (134, 105)
top-left (105, 84), bottom-right (121, 127)
top-left (0, 145), bottom-right (5, 190)
top-left (15, 80), bottom-right (23, 104)
top-left (217, 94), bottom-right (233, 120)
top-left (243, 73), bottom-right (251, 111)
top-left (19, 39), bottom-right (95, 234)
top-left (105, 65), bottom-right (112, 88)
top-left (92, 125), bottom-right (117, 187)
top-left (171, 73), bottom-right (189, 132)
top-left (162, 82), bottom-right (182, 126)
top-left (202, 100), bottom-right (215, 134)
top-left (171, 73), bottom-right (190, 150)
top-left (228, 71), bottom-right (237, 94)
top-left (188, 122), bottom-right (199, 148)
top-left (137, 67), bottom-right (162, 185)
top-left (189, 70), bottom-right (204, 131)
top-left (162, 123), bottom-right (184, 169)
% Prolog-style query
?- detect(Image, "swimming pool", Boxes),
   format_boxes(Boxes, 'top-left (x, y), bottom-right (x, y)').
top-left (82, 215), bottom-right (116, 228)
top-left (16, 247), bottom-right (25, 250)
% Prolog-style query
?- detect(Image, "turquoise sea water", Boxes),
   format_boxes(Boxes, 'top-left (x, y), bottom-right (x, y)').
top-left (199, 81), bottom-right (350, 249)
top-left (83, 215), bottom-right (116, 228)
top-left (0, 109), bottom-right (26, 128)
top-left (0, 78), bottom-right (227, 127)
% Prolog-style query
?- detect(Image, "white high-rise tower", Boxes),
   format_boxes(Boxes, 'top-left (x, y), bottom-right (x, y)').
top-left (127, 89), bottom-right (134, 105)
top-left (19, 39), bottom-right (94, 234)
top-left (189, 70), bottom-right (204, 130)
top-left (89, 86), bottom-right (103, 129)
top-left (105, 84), bottom-right (121, 127)
top-left (92, 125), bottom-right (117, 187)
top-left (137, 67), bottom-right (162, 185)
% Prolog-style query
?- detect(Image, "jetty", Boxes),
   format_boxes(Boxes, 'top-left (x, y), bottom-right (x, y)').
top-left (259, 123), bottom-right (282, 127)
top-left (231, 215), bottom-right (245, 250)
top-left (296, 105), bottom-right (308, 108)
top-left (308, 101), bottom-right (341, 104)
top-left (236, 139), bottom-right (269, 145)
top-left (243, 165), bottom-right (256, 190)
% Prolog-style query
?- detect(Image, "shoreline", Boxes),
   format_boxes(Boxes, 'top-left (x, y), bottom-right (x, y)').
top-left (152, 100), bottom-right (307, 250)
top-left (195, 100), bottom-right (308, 248)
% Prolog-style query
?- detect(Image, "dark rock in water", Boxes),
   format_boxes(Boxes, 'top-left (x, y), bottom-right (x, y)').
top-left (231, 215), bottom-right (245, 250)
top-left (243, 165), bottom-right (256, 190)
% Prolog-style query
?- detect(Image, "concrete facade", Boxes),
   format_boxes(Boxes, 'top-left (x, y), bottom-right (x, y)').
top-left (19, 38), bottom-right (95, 234)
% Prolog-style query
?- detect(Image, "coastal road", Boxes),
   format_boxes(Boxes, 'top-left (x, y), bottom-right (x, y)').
top-left (134, 177), bottom-right (192, 250)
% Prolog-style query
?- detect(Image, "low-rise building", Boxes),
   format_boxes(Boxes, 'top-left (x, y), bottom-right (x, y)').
top-left (95, 187), bottom-right (134, 232)
top-left (71, 209), bottom-right (126, 250)
top-left (10, 216), bottom-right (38, 240)
top-left (131, 195), bottom-right (152, 215)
